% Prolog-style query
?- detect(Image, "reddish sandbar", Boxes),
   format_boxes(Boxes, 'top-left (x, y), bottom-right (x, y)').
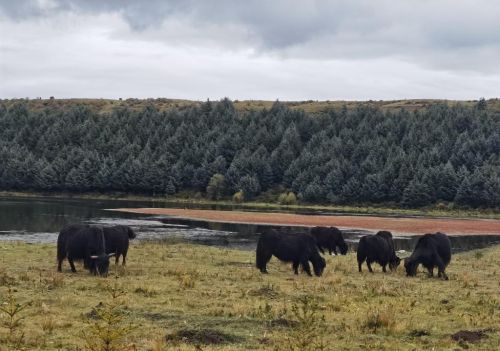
top-left (108, 208), bottom-right (500, 236)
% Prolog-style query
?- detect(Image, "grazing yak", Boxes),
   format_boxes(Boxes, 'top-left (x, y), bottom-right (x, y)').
top-left (103, 225), bottom-right (137, 265)
top-left (256, 229), bottom-right (326, 276)
top-left (357, 231), bottom-right (401, 273)
top-left (405, 232), bottom-right (451, 280)
top-left (57, 224), bottom-right (114, 276)
top-left (310, 226), bottom-right (348, 255)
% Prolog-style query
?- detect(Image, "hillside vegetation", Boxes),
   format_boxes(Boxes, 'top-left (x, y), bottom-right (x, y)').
top-left (0, 242), bottom-right (499, 350)
top-left (2, 98), bottom-right (500, 115)
top-left (0, 98), bottom-right (498, 209)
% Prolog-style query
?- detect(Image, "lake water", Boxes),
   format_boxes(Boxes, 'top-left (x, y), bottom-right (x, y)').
top-left (0, 196), bottom-right (499, 253)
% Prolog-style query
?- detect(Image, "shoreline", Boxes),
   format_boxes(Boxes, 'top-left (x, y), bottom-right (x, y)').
top-left (1, 191), bottom-right (499, 220)
top-left (108, 208), bottom-right (500, 236)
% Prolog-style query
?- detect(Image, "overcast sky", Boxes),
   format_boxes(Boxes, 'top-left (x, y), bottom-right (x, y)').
top-left (1, 0), bottom-right (499, 100)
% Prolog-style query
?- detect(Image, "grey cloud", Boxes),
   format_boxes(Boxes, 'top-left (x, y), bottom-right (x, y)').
top-left (1, 0), bottom-right (500, 100)
top-left (2, 1), bottom-right (499, 55)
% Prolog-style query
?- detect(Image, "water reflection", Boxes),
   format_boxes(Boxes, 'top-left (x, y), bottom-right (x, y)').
top-left (0, 196), bottom-right (499, 253)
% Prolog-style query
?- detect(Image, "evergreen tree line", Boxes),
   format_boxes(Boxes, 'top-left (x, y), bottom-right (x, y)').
top-left (0, 99), bottom-right (498, 208)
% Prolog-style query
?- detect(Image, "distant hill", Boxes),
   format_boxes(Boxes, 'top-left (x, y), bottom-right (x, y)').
top-left (2, 97), bottom-right (500, 115)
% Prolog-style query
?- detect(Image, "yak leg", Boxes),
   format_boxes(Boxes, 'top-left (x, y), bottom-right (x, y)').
top-left (258, 251), bottom-right (272, 274)
top-left (427, 267), bottom-right (434, 277)
top-left (68, 257), bottom-right (77, 273)
top-left (292, 261), bottom-right (300, 275)
top-left (57, 259), bottom-right (63, 272)
top-left (436, 259), bottom-right (448, 280)
top-left (382, 264), bottom-right (387, 273)
top-left (115, 254), bottom-right (120, 265)
top-left (332, 247), bottom-right (338, 256)
top-left (301, 259), bottom-right (312, 276)
top-left (122, 253), bottom-right (127, 266)
top-left (261, 253), bottom-right (272, 274)
top-left (358, 259), bottom-right (363, 273)
top-left (366, 260), bottom-right (374, 273)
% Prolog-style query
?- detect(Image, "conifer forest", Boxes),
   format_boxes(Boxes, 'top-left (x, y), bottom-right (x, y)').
top-left (0, 99), bottom-right (498, 208)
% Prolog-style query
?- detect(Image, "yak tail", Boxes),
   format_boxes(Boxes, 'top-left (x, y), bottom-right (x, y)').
top-left (56, 231), bottom-right (66, 261)
top-left (255, 237), bottom-right (268, 271)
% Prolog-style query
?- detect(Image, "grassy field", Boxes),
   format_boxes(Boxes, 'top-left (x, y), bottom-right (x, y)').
top-left (0, 242), bottom-right (499, 350)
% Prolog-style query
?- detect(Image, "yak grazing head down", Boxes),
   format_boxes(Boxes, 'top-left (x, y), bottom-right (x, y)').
top-left (128, 227), bottom-right (137, 239)
top-left (313, 256), bottom-right (327, 277)
top-left (338, 241), bottom-right (349, 255)
top-left (404, 258), bottom-right (418, 276)
top-left (389, 256), bottom-right (401, 271)
top-left (90, 253), bottom-right (115, 276)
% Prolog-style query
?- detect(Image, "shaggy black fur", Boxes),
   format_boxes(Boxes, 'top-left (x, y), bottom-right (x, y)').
top-left (256, 229), bottom-right (326, 276)
top-left (310, 226), bottom-right (348, 255)
top-left (357, 231), bottom-right (400, 273)
top-left (405, 232), bottom-right (451, 280)
top-left (57, 224), bottom-right (113, 276)
top-left (103, 225), bottom-right (136, 265)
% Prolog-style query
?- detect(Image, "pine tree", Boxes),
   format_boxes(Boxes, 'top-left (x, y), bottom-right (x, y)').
top-left (165, 178), bottom-right (176, 196)
top-left (237, 175), bottom-right (261, 200)
top-left (302, 178), bottom-right (325, 203)
top-left (402, 179), bottom-right (433, 207)
top-left (455, 175), bottom-right (475, 207)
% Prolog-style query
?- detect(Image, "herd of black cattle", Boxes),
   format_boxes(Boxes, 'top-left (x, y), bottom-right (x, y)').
top-left (256, 227), bottom-right (451, 280)
top-left (56, 224), bottom-right (452, 280)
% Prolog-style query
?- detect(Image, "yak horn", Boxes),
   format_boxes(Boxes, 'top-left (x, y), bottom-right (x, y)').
top-left (90, 255), bottom-right (98, 259)
top-left (108, 253), bottom-right (116, 257)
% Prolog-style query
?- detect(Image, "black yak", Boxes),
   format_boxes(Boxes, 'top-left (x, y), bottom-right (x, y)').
top-left (57, 224), bottom-right (114, 276)
top-left (103, 225), bottom-right (136, 265)
top-left (357, 231), bottom-right (401, 273)
top-left (310, 226), bottom-right (348, 255)
top-left (405, 232), bottom-right (451, 280)
top-left (256, 229), bottom-right (326, 276)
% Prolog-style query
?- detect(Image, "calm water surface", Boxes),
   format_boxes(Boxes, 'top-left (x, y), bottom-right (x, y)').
top-left (0, 196), bottom-right (499, 253)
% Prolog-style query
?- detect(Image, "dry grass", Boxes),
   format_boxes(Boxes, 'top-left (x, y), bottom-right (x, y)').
top-left (0, 241), bottom-right (499, 350)
top-left (2, 98), bottom-right (500, 115)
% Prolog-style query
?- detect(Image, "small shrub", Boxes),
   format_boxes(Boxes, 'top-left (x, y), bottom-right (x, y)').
top-left (275, 295), bottom-right (327, 351)
top-left (232, 190), bottom-right (244, 203)
top-left (0, 287), bottom-right (31, 348)
top-left (206, 174), bottom-right (226, 200)
top-left (435, 202), bottom-right (448, 210)
top-left (278, 192), bottom-right (298, 205)
top-left (82, 278), bottom-right (135, 351)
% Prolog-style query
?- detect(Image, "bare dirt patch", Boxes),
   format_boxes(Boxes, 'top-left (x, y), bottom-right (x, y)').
top-left (165, 328), bottom-right (242, 345)
top-left (451, 329), bottom-right (491, 343)
top-left (110, 208), bottom-right (500, 236)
